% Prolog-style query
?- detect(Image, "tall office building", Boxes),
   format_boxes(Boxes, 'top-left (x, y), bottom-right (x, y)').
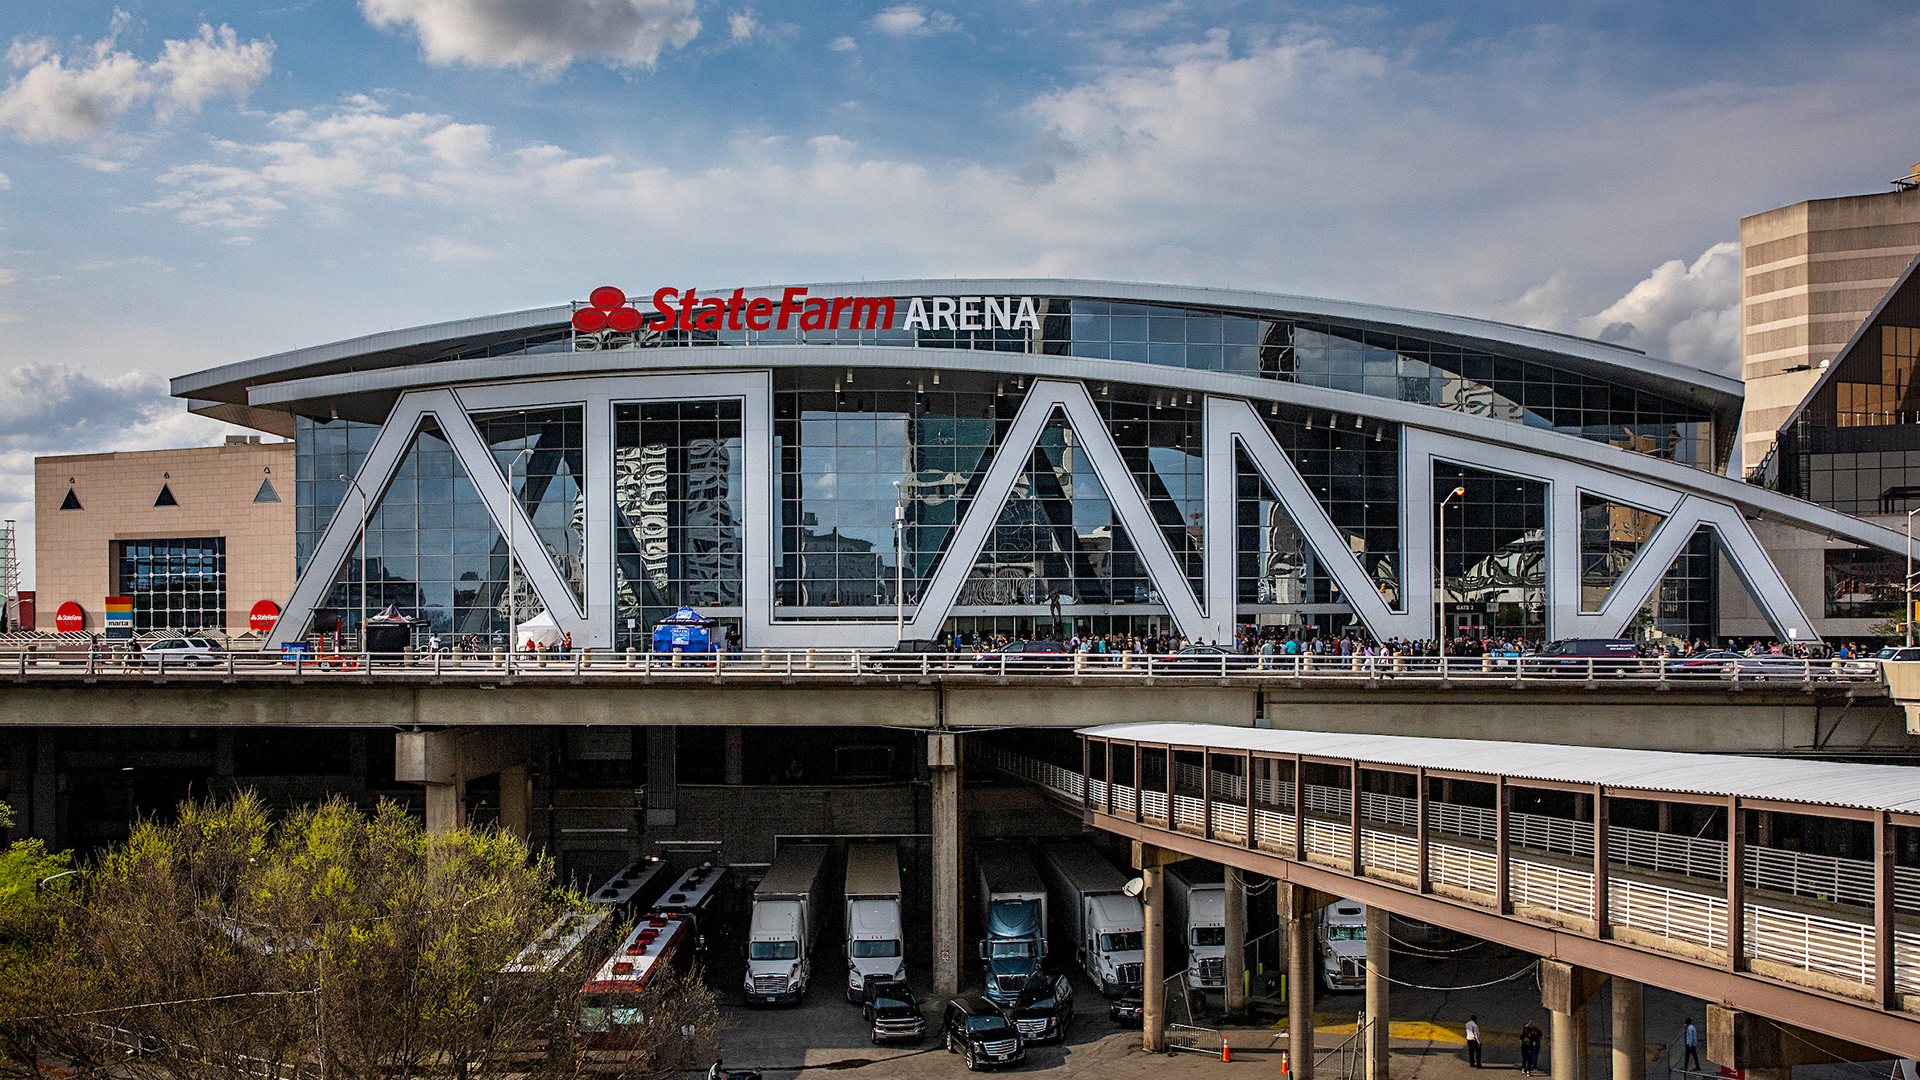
top-left (1740, 165), bottom-right (1920, 473)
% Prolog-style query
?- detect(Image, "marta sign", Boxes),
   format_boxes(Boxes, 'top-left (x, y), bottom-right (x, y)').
top-left (572, 286), bottom-right (1041, 335)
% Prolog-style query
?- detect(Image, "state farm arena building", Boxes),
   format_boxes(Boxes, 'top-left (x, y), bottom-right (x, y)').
top-left (172, 280), bottom-right (1912, 653)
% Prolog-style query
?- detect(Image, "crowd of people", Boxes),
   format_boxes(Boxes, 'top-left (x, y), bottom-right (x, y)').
top-left (947, 628), bottom-right (1885, 659)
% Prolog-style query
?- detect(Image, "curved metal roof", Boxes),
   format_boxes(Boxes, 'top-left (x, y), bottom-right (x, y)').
top-left (1083, 722), bottom-right (1920, 814)
top-left (169, 278), bottom-right (1742, 416)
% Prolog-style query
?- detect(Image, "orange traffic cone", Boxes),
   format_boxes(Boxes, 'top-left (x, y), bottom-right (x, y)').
top-left (1281, 1049), bottom-right (1290, 1074)
top-left (1221, 1034), bottom-right (1231, 1062)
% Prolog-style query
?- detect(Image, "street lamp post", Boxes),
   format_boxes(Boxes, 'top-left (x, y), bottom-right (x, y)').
top-left (339, 475), bottom-right (369, 651)
top-left (893, 479), bottom-right (907, 645)
top-left (1437, 485), bottom-right (1467, 663)
top-left (506, 446), bottom-right (533, 651)
top-left (1907, 506), bottom-right (1920, 647)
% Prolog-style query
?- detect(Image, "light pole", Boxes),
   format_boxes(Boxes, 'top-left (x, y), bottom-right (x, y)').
top-left (1437, 485), bottom-right (1466, 661)
top-left (893, 479), bottom-right (907, 645)
top-left (339, 475), bottom-right (369, 650)
top-left (1907, 506), bottom-right (1920, 647)
top-left (506, 446), bottom-right (533, 650)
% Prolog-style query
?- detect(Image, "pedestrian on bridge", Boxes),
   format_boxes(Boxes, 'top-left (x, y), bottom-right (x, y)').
top-left (1683, 1018), bottom-right (1700, 1072)
top-left (1466, 1014), bottom-right (1482, 1068)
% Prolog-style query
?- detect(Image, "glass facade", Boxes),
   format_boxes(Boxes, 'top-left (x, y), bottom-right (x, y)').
top-left (1637, 528), bottom-right (1718, 646)
top-left (477, 408), bottom-right (585, 603)
top-left (1579, 496), bottom-right (1664, 612)
top-left (614, 400), bottom-right (745, 650)
top-left (1825, 547), bottom-right (1904, 620)
top-left (116, 537), bottom-right (226, 633)
top-left (1434, 465), bottom-right (1546, 640)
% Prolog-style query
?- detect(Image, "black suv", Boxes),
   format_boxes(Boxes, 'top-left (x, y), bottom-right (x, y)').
top-left (862, 978), bottom-right (926, 1044)
top-left (1533, 638), bottom-right (1643, 676)
top-left (942, 995), bottom-right (1026, 1070)
top-left (1009, 974), bottom-right (1073, 1044)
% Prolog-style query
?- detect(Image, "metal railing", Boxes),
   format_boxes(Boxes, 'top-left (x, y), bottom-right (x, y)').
top-left (983, 744), bottom-right (1920, 996)
top-left (1, 646), bottom-right (1885, 688)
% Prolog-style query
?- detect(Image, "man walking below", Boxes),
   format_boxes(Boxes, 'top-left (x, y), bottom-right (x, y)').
top-left (1520, 1020), bottom-right (1542, 1075)
top-left (1466, 1014), bottom-right (1482, 1068)
top-left (1683, 1018), bottom-right (1701, 1072)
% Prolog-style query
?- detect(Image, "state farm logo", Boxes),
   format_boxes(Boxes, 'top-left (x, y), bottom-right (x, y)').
top-left (571, 286), bottom-right (645, 333)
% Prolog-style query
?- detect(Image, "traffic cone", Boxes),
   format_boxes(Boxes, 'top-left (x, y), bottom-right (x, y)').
top-left (1281, 1049), bottom-right (1290, 1074)
top-left (1221, 1034), bottom-right (1231, 1062)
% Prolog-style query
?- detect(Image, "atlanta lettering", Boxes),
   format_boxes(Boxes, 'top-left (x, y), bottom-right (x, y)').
top-left (572, 286), bottom-right (1040, 335)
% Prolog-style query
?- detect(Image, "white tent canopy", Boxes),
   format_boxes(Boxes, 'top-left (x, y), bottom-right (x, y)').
top-left (513, 610), bottom-right (563, 647)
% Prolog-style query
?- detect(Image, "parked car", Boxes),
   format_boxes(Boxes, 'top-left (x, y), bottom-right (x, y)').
top-left (862, 978), bottom-right (926, 1044)
top-left (1108, 990), bottom-right (1144, 1027)
top-left (1846, 646), bottom-right (1920, 676)
top-left (140, 636), bottom-right (226, 668)
top-left (976, 640), bottom-right (1073, 671)
top-left (942, 996), bottom-right (1026, 1071)
top-left (1531, 638), bottom-right (1642, 676)
top-left (1669, 651), bottom-right (1819, 681)
top-left (1164, 645), bottom-right (1233, 671)
top-left (1009, 973), bottom-right (1073, 1044)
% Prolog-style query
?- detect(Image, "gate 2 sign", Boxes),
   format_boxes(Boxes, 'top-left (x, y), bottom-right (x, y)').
top-left (55, 602), bottom-right (84, 633)
top-left (249, 600), bottom-right (281, 634)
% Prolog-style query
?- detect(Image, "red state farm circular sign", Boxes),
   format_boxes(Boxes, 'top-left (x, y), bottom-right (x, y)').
top-left (55, 602), bottom-right (84, 633)
top-left (249, 600), bottom-right (280, 633)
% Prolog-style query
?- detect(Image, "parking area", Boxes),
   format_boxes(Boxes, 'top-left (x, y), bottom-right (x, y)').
top-left (705, 936), bottom-right (1897, 1080)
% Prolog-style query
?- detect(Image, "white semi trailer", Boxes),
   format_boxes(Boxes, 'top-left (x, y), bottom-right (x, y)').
top-left (1164, 861), bottom-right (1230, 990)
top-left (843, 843), bottom-right (905, 1003)
top-left (744, 844), bottom-right (830, 1005)
top-left (1038, 843), bottom-right (1143, 997)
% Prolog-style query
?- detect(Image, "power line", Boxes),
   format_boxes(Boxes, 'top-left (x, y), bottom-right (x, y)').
top-left (5, 988), bottom-right (317, 1023)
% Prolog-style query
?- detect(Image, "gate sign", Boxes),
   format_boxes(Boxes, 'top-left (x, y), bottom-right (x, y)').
top-left (249, 599), bottom-right (280, 634)
top-left (104, 596), bottom-right (133, 640)
top-left (55, 601), bottom-right (84, 633)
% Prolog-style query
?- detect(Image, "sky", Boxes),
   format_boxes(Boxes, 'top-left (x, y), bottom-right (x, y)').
top-left (1, 0), bottom-right (1918, 585)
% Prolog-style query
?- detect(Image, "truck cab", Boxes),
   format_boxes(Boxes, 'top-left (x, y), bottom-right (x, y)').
top-left (976, 845), bottom-right (1048, 1004)
top-left (744, 845), bottom-right (829, 1006)
top-left (1317, 900), bottom-right (1368, 991)
top-left (845, 897), bottom-right (904, 999)
top-left (1083, 894), bottom-right (1144, 996)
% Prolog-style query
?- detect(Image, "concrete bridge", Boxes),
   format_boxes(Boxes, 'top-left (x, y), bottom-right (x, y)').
top-left (989, 724), bottom-right (1920, 1078)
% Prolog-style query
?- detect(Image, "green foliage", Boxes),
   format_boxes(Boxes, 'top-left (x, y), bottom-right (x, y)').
top-left (0, 838), bottom-right (68, 933)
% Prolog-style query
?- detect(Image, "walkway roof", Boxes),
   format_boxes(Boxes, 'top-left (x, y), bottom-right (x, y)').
top-left (1082, 723), bottom-right (1920, 814)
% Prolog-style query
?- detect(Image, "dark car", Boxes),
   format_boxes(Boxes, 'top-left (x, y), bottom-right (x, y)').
top-left (1108, 990), bottom-right (1144, 1027)
top-left (1531, 638), bottom-right (1642, 676)
top-left (942, 995), bottom-right (1026, 1070)
top-left (978, 640), bottom-right (1073, 671)
top-left (1009, 974), bottom-right (1073, 1044)
top-left (862, 978), bottom-right (926, 1044)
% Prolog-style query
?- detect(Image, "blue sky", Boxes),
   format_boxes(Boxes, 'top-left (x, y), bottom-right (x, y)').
top-left (1, 0), bottom-right (1918, 582)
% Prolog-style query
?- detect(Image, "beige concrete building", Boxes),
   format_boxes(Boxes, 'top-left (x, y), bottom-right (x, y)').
top-left (1740, 166), bottom-right (1920, 473)
top-left (34, 438), bottom-right (295, 638)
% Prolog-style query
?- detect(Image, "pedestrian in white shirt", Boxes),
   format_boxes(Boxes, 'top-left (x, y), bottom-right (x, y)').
top-left (1466, 1014), bottom-right (1482, 1068)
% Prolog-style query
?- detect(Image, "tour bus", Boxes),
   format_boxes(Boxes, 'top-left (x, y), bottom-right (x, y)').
top-left (652, 863), bottom-right (729, 943)
top-left (577, 915), bottom-right (699, 1049)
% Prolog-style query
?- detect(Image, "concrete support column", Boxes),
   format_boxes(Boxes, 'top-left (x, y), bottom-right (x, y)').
top-left (31, 730), bottom-right (57, 842)
top-left (1141, 854), bottom-right (1167, 1053)
top-left (397, 728), bottom-right (532, 836)
top-left (1365, 905), bottom-right (1389, 1080)
top-left (646, 726), bottom-right (677, 825)
top-left (1611, 977), bottom-right (1643, 1080)
top-left (1285, 884), bottom-right (1317, 1080)
top-left (424, 781), bottom-right (464, 835)
top-left (1224, 868), bottom-right (1247, 1015)
top-left (930, 732), bottom-right (964, 1002)
top-left (1706, 1005), bottom-right (1887, 1080)
top-left (1542, 961), bottom-right (1602, 1080)
top-left (1551, 1008), bottom-right (1581, 1080)
top-left (498, 764), bottom-right (530, 841)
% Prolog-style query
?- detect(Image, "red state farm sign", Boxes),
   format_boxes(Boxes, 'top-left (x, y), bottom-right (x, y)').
top-left (55, 601), bottom-right (84, 633)
top-left (572, 285), bottom-right (1040, 336)
top-left (249, 600), bottom-right (280, 633)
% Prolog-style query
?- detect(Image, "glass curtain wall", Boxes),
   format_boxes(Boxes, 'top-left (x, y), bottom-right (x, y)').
top-left (294, 416), bottom-right (378, 577)
top-left (1234, 450), bottom-right (1365, 639)
top-left (117, 537), bottom-right (226, 633)
top-left (1578, 496), bottom-right (1665, 612)
top-left (1434, 464), bottom-right (1547, 642)
top-left (1260, 404), bottom-right (1401, 605)
top-left (1636, 527), bottom-right (1718, 647)
top-left (613, 400), bottom-right (745, 650)
top-left (476, 408), bottom-right (586, 605)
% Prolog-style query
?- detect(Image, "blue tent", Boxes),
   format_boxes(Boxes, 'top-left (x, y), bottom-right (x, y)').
top-left (651, 607), bottom-right (715, 653)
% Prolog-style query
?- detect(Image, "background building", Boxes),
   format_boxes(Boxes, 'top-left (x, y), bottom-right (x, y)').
top-left (33, 438), bottom-right (295, 638)
top-left (1740, 165), bottom-right (1920, 473)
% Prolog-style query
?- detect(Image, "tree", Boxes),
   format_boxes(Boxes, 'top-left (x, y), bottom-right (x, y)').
top-left (0, 801), bottom-right (88, 1079)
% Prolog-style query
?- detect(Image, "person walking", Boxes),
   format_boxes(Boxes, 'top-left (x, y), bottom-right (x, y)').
top-left (1683, 1017), bottom-right (1700, 1072)
top-left (1466, 1014), bottom-right (1482, 1068)
top-left (1520, 1020), bottom-right (1542, 1075)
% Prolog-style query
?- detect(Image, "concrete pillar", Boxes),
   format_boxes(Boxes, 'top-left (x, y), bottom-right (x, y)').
top-left (1706, 1005), bottom-right (1886, 1080)
top-left (930, 732), bottom-right (964, 1002)
top-left (1141, 856), bottom-right (1167, 1053)
top-left (498, 764), bottom-right (530, 841)
top-left (425, 781), bottom-right (464, 834)
top-left (1365, 905), bottom-right (1389, 1080)
top-left (1611, 977), bottom-right (1643, 1080)
top-left (1224, 867), bottom-right (1247, 1015)
top-left (397, 728), bottom-right (532, 836)
top-left (724, 727), bottom-right (744, 786)
top-left (646, 727), bottom-right (677, 826)
top-left (1542, 961), bottom-right (1602, 1080)
top-left (31, 730), bottom-right (57, 842)
top-left (1285, 884), bottom-right (1317, 1080)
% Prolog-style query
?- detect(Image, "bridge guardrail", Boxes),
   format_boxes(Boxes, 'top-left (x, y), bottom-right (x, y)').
top-left (0, 647), bottom-right (1887, 688)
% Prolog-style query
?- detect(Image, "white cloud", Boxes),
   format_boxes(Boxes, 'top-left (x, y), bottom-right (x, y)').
top-left (728, 10), bottom-right (759, 42)
top-left (359, 0), bottom-right (700, 73)
top-left (871, 5), bottom-right (957, 37)
top-left (0, 268), bottom-right (16, 287)
top-left (419, 235), bottom-right (491, 260)
top-left (0, 20), bottom-right (272, 144)
top-left (829, 35), bottom-right (858, 52)
top-left (1505, 243), bottom-right (1742, 377)
top-left (0, 171), bottom-right (10, 189)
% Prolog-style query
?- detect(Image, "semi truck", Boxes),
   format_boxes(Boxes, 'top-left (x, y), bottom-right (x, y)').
top-left (1038, 842), bottom-right (1143, 997)
top-left (843, 843), bottom-right (906, 1003)
top-left (975, 844), bottom-right (1048, 1004)
top-left (744, 844), bottom-right (830, 1005)
top-left (1165, 861), bottom-right (1229, 990)
top-left (1317, 899), bottom-right (1368, 991)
